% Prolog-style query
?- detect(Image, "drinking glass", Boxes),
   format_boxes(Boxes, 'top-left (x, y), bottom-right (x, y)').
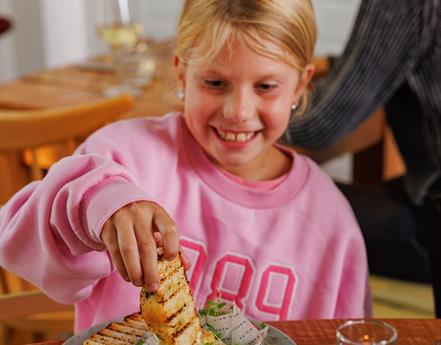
top-left (336, 320), bottom-right (398, 345)
top-left (95, 0), bottom-right (155, 96)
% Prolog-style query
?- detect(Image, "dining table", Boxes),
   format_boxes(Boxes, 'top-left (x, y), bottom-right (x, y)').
top-left (0, 39), bottom-right (180, 118)
top-left (24, 318), bottom-right (441, 345)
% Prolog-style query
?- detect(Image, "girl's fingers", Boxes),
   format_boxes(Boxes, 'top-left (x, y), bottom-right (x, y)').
top-left (102, 221), bottom-right (130, 281)
top-left (154, 230), bottom-right (191, 270)
top-left (153, 232), bottom-right (163, 246)
top-left (102, 201), bottom-right (180, 291)
top-left (179, 248), bottom-right (192, 271)
top-left (113, 216), bottom-right (143, 287)
top-left (153, 206), bottom-right (179, 260)
top-left (134, 214), bottom-right (160, 291)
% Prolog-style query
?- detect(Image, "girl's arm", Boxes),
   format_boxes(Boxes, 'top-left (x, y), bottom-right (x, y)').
top-left (0, 153), bottom-right (150, 304)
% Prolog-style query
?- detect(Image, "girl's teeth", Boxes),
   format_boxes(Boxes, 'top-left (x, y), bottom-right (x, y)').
top-left (218, 130), bottom-right (254, 142)
top-left (226, 132), bottom-right (236, 141)
top-left (237, 133), bottom-right (247, 141)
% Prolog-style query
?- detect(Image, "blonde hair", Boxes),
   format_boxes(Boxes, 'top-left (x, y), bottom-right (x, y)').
top-left (175, 0), bottom-right (317, 115)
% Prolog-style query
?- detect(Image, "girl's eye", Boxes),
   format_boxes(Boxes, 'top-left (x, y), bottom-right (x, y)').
top-left (257, 83), bottom-right (277, 91)
top-left (203, 79), bottom-right (226, 88)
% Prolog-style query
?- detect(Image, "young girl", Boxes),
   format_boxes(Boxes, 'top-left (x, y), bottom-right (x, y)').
top-left (0, 0), bottom-right (370, 332)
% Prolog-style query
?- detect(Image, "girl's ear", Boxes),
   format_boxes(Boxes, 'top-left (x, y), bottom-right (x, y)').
top-left (173, 54), bottom-right (186, 89)
top-left (293, 63), bottom-right (315, 101)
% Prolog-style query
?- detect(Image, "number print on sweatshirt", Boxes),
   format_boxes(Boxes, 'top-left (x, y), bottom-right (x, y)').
top-left (205, 253), bottom-right (255, 310)
top-left (180, 237), bottom-right (207, 295)
top-left (255, 264), bottom-right (297, 320)
top-left (180, 237), bottom-right (297, 320)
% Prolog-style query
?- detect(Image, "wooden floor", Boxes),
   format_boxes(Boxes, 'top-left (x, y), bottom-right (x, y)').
top-left (1, 275), bottom-right (435, 345)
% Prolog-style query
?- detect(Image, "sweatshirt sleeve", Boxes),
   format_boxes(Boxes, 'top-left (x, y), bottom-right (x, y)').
top-left (0, 138), bottom-right (149, 304)
top-left (285, 0), bottom-right (427, 149)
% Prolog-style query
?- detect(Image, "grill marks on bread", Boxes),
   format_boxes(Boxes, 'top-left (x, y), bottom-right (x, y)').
top-left (140, 255), bottom-right (203, 345)
top-left (82, 313), bottom-right (224, 345)
top-left (83, 313), bottom-right (148, 345)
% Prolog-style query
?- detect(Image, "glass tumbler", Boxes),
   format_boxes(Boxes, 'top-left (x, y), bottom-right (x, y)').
top-left (104, 42), bottom-right (156, 97)
top-left (336, 320), bottom-right (397, 345)
top-left (115, 42), bottom-right (156, 88)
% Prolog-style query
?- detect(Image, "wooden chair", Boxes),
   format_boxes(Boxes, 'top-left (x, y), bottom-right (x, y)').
top-left (0, 94), bottom-right (133, 344)
top-left (0, 94), bottom-right (134, 204)
top-left (0, 269), bottom-right (74, 344)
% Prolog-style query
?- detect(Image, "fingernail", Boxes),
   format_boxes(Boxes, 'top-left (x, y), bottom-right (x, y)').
top-left (147, 282), bottom-right (159, 292)
top-left (135, 279), bottom-right (144, 287)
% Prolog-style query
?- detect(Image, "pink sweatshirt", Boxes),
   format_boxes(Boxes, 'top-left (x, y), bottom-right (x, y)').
top-left (0, 113), bottom-right (370, 332)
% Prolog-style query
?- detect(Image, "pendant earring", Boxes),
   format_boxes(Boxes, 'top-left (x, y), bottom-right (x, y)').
top-left (176, 89), bottom-right (185, 101)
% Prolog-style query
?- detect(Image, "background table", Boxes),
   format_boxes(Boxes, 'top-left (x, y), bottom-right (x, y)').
top-left (25, 318), bottom-right (441, 345)
top-left (0, 39), bottom-right (179, 118)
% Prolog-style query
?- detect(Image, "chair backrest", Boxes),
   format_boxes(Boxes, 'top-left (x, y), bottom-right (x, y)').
top-left (0, 94), bottom-right (133, 203)
top-left (0, 94), bottom-right (133, 150)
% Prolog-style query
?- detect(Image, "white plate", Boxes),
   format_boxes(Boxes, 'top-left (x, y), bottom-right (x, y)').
top-left (63, 316), bottom-right (296, 345)
top-left (264, 324), bottom-right (296, 345)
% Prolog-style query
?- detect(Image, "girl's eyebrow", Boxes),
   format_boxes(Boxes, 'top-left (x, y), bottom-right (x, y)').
top-left (194, 65), bottom-right (228, 74)
top-left (195, 68), bottom-right (289, 81)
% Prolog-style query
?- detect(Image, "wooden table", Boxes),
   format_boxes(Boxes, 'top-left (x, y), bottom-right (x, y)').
top-left (270, 319), bottom-right (441, 344)
top-left (0, 39), bottom-right (179, 118)
top-left (25, 319), bottom-right (441, 345)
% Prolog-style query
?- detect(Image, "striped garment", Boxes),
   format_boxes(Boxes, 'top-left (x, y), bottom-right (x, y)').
top-left (285, 0), bottom-right (441, 205)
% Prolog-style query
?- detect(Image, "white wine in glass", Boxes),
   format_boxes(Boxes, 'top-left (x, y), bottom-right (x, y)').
top-left (97, 22), bottom-right (143, 51)
top-left (95, 0), bottom-right (154, 96)
top-left (95, 0), bottom-right (143, 51)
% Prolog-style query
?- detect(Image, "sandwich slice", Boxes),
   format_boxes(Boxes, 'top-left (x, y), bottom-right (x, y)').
top-left (140, 253), bottom-right (203, 345)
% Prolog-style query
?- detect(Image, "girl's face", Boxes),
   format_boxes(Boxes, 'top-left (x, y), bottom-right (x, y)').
top-left (175, 38), bottom-right (314, 179)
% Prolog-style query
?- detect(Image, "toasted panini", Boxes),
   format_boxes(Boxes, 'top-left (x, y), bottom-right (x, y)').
top-left (140, 253), bottom-right (202, 345)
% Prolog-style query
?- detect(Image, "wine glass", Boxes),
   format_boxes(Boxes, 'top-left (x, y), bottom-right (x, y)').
top-left (95, 0), bottom-right (155, 97)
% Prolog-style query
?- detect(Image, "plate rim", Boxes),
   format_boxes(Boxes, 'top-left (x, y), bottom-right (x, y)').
top-left (63, 314), bottom-right (296, 345)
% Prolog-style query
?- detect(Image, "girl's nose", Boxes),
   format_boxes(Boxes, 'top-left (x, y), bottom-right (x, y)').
top-left (223, 90), bottom-right (255, 123)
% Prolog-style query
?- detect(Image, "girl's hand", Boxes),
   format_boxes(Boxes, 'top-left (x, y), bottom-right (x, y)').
top-left (101, 200), bottom-right (183, 292)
